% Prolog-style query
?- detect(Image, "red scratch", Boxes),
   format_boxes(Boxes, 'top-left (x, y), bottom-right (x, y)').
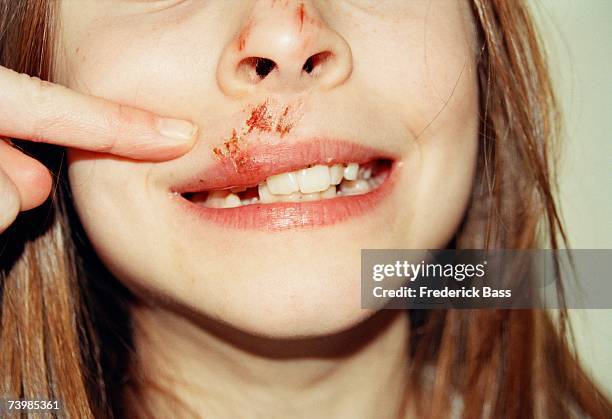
top-left (212, 129), bottom-right (252, 172)
top-left (213, 129), bottom-right (240, 157)
top-left (297, 3), bottom-right (306, 31)
top-left (237, 21), bottom-right (253, 52)
top-left (246, 101), bottom-right (274, 133)
top-left (275, 106), bottom-right (293, 137)
top-left (213, 100), bottom-right (301, 169)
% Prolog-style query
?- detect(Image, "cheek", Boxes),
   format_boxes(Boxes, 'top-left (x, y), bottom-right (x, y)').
top-left (350, 1), bottom-right (477, 132)
top-left (58, 7), bottom-right (224, 117)
top-left (368, 8), bottom-right (479, 247)
top-left (67, 150), bottom-right (160, 277)
top-left (387, 50), bottom-right (479, 248)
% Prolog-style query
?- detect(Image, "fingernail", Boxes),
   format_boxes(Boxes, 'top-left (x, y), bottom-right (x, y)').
top-left (156, 117), bottom-right (198, 144)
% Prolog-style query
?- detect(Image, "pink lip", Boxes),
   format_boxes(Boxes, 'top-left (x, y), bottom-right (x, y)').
top-left (170, 139), bottom-right (398, 230)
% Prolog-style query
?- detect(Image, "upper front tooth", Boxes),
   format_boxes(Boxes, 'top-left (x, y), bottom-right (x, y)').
top-left (298, 165), bottom-right (331, 193)
top-left (330, 164), bottom-right (344, 185)
top-left (258, 182), bottom-right (279, 203)
top-left (343, 163), bottom-right (359, 181)
top-left (266, 171), bottom-right (299, 195)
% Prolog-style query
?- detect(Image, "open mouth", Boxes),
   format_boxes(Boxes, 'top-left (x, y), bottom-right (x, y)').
top-left (171, 140), bottom-right (398, 230)
top-left (182, 159), bottom-right (392, 208)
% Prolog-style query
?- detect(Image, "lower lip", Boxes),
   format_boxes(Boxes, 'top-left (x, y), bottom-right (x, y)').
top-left (171, 165), bottom-right (398, 231)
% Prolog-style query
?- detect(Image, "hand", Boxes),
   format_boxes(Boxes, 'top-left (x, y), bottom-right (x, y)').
top-left (0, 65), bottom-right (197, 233)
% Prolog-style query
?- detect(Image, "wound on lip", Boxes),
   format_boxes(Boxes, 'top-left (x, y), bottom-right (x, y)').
top-left (212, 129), bottom-right (252, 172)
top-left (212, 100), bottom-right (302, 167)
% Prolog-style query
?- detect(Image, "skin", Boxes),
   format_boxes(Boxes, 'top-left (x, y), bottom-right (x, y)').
top-left (55, 0), bottom-right (479, 417)
top-left (0, 65), bottom-right (197, 229)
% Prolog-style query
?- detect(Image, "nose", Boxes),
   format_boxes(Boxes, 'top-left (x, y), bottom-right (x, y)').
top-left (217, 1), bottom-right (353, 97)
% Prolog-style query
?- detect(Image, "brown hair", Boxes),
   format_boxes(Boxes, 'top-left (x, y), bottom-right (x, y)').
top-left (0, 0), bottom-right (610, 418)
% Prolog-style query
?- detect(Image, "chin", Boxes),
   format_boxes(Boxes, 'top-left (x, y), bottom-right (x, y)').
top-left (227, 298), bottom-right (375, 340)
top-left (164, 249), bottom-right (377, 340)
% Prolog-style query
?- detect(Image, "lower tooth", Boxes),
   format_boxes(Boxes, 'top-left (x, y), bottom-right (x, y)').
top-left (242, 197), bottom-right (259, 205)
top-left (368, 175), bottom-right (385, 189)
top-left (339, 179), bottom-right (370, 196)
top-left (283, 192), bottom-right (302, 202)
top-left (301, 192), bottom-right (321, 201)
top-left (222, 193), bottom-right (242, 208)
top-left (205, 190), bottom-right (230, 208)
top-left (320, 185), bottom-right (337, 199)
top-left (359, 167), bottom-right (372, 180)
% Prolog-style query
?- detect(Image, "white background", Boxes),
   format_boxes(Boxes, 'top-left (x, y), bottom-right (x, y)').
top-left (531, 0), bottom-right (611, 395)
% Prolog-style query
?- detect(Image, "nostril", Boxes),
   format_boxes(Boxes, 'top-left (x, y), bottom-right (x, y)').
top-left (237, 57), bottom-right (277, 83)
top-left (255, 58), bottom-right (276, 78)
top-left (302, 56), bottom-right (314, 73)
top-left (302, 51), bottom-right (333, 75)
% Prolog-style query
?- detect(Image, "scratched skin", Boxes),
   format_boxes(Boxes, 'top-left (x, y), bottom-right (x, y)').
top-left (212, 99), bottom-right (301, 172)
top-left (216, 1), bottom-right (316, 163)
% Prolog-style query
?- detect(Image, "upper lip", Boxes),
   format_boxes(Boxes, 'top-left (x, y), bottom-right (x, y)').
top-left (171, 138), bottom-right (396, 194)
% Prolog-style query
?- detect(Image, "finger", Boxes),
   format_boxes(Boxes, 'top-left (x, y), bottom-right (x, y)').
top-left (0, 66), bottom-right (198, 161)
top-left (0, 165), bottom-right (21, 233)
top-left (0, 139), bottom-right (52, 211)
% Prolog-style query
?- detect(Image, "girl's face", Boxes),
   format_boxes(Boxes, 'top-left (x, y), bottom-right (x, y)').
top-left (59, 0), bottom-right (479, 337)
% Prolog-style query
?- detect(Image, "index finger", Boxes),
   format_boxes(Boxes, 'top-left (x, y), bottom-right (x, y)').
top-left (0, 65), bottom-right (198, 161)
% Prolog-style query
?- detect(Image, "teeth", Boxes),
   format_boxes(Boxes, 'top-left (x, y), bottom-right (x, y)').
top-left (343, 163), bottom-right (359, 181)
top-left (258, 182), bottom-right (279, 203)
top-left (359, 166), bottom-right (372, 180)
top-left (329, 164), bottom-right (344, 185)
top-left (223, 193), bottom-right (242, 208)
top-left (301, 192), bottom-right (321, 201)
top-left (298, 165), bottom-right (331, 193)
top-left (368, 176), bottom-right (383, 189)
top-left (204, 190), bottom-right (228, 208)
top-left (241, 197), bottom-right (259, 205)
top-left (266, 171), bottom-right (299, 195)
top-left (320, 185), bottom-right (337, 199)
top-left (339, 179), bottom-right (370, 196)
top-left (204, 190), bottom-right (242, 208)
top-left (195, 161), bottom-right (385, 208)
top-left (284, 192), bottom-right (302, 202)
